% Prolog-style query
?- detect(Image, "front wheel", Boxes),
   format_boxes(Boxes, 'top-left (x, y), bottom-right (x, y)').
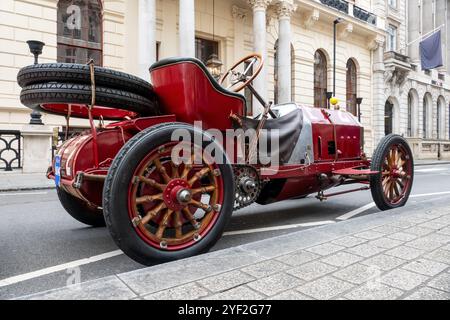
top-left (103, 123), bottom-right (235, 265)
top-left (370, 134), bottom-right (414, 211)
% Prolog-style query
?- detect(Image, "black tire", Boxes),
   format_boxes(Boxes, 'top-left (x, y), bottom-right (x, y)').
top-left (103, 123), bottom-right (235, 265)
top-left (17, 63), bottom-right (155, 99)
top-left (20, 82), bottom-right (159, 116)
top-left (370, 134), bottom-right (414, 211)
top-left (57, 187), bottom-right (105, 227)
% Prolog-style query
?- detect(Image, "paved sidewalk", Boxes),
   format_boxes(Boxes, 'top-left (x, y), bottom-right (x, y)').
top-left (18, 203), bottom-right (450, 300)
top-left (415, 160), bottom-right (450, 166)
top-left (0, 172), bottom-right (54, 192)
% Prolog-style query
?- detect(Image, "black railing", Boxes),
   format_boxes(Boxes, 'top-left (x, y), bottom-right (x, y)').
top-left (320, 0), bottom-right (349, 14)
top-left (353, 5), bottom-right (377, 25)
top-left (0, 130), bottom-right (22, 171)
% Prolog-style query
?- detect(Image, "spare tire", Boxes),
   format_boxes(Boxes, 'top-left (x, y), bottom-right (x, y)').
top-left (17, 63), bottom-right (155, 100)
top-left (20, 82), bottom-right (160, 116)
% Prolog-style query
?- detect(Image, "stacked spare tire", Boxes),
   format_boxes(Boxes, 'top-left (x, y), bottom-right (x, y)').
top-left (17, 63), bottom-right (160, 119)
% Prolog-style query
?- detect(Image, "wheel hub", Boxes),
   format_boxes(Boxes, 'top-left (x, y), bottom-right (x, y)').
top-left (163, 179), bottom-right (191, 211)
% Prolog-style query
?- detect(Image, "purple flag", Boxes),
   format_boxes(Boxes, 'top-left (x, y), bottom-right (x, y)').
top-left (420, 30), bottom-right (443, 70)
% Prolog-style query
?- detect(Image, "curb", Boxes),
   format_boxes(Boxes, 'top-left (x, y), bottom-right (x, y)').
top-left (0, 186), bottom-right (55, 193)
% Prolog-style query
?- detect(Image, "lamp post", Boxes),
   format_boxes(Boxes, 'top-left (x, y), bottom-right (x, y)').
top-left (205, 0), bottom-right (223, 80)
top-left (333, 18), bottom-right (343, 97)
top-left (356, 97), bottom-right (363, 122)
top-left (326, 92), bottom-right (333, 109)
top-left (27, 40), bottom-right (45, 125)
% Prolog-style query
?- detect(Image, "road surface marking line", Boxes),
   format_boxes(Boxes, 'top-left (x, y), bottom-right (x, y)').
top-left (0, 250), bottom-right (123, 288)
top-left (223, 220), bottom-right (335, 236)
top-left (415, 168), bottom-right (446, 173)
top-left (0, 192), bottom-right (48, 197)
top-left (336, 203), bottom-right (376, 221)
top-left (336, 191), bottom-right (450, 221)
top-left (410, 191), bottom-right (450, 198)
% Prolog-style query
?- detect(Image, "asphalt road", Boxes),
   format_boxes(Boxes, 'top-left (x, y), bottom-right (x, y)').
top-left (1, 163), bottom-right (450, 299)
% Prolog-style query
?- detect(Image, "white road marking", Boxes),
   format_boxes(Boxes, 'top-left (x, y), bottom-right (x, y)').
top-left (415, 168), bottom-right (447, 173)
top-left (336, 202), bottom-right (376, 221)
top-left (223, 220), bottom-right (336, 236)
top-left (0, 192), bottom-right (48, 197)
top-left (336, 190), bottom-right (450, 221)
top-left (0, 250), bottom-right (123, 288)
top-left (410, 191), bottom-right (450, 198)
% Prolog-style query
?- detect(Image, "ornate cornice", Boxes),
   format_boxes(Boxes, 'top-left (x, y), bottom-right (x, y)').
top-left (304, 9), bottom-right (320, 29)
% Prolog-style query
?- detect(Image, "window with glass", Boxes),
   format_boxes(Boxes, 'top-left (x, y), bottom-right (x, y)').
top-left (314, 50), bottom-right (328, 109)
top-left (437, 100), bottom-right (441, 140)
top-left (423, 96), bottom-right (428, 138)
top-left (57, 0), bottom-right (103, 65)
top-left (385, 100), bottom-right (394, 135)
top-left (407, 92), bottom-right (413, 137)
top-left (195, 38), bottom-right (219, 65)
top-left (388, 0), bottom-right (397, 9)
top-left (387, 25), bottom-right (397, 52)
top-left (346, 59), bottom-right (357, 116)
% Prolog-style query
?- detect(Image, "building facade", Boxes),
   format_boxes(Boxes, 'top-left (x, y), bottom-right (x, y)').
top-left (0, 0), bottom-right (449, 173)
top-left (380, 0), bottom-right (450, 160)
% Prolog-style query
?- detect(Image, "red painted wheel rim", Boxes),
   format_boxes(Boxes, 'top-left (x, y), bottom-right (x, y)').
top-left (128, 142), bottom-right (224, 251)
top-left (381, 144), bottom-right (413, 205)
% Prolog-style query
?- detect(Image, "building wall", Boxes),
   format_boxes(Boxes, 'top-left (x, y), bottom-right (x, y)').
top-left (4, 0), bottom-right (439, 164)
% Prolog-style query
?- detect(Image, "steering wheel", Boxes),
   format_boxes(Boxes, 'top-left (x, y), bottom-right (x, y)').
top-left (219, 53), bottom-right (263, 93)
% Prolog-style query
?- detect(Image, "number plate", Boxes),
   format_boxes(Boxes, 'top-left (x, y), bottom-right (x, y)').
top-left (54, 156), bottom-right (61, 187)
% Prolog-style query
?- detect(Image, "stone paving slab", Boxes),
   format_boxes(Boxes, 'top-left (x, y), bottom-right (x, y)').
top-left (17, 204), bottom-right (450, 300)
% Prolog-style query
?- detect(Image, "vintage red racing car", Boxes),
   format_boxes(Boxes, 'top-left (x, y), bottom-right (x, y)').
top-left (18, 54), bottom-right (414, 265)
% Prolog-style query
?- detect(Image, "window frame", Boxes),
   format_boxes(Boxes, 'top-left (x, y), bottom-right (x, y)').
top-left (57, 0), bottom-right (103, 66)
top-left (346, 59), bottom-right (358, 116)
top-left (387, 24), bottom-right (398, 52)
top-left (314, 50), bottom-right (328, 109)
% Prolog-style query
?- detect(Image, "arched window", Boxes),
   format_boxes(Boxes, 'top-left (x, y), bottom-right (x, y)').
top-left (57, 0), bottom-right (103, 65)
top-left (385, 100), bottom-right (394, 135)
top-left (346, 59), bottom-right (357, 116)
top-left (437, 96), bottom-right (446, 140)
top-left (423, 94), bottom-right (432, 139)
top-left (407, 92), bottom-right (413, 137)
top-left (314, 50), bottom-right (328, 108)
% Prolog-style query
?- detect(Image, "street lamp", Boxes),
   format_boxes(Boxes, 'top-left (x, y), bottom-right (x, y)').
top-left (206, 53), bottom-right (223, 80)
top-left (27, 40), bottom-right (45, 125)
top-left (333, 18), bottom-right (343, 97)
top-left (356, 97), bottom-right (363, 122)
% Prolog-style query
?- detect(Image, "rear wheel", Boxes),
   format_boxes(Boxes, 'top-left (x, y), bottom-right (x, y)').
top-left (370, 134), bottom-right (414, 211)
top-left (103, 123), bottom-right (234, 265)
top-left (57, 187), bottom-right (105, 227)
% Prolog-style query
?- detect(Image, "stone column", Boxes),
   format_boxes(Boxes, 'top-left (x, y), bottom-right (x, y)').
top-left (275, 0), bottom-right (296, 104)
top-left (179, 0), bottom-right (195, 57)
top-left (248, 0), bottom-right (271, 113)
top-left (138, 0), bottom-right (156, 81)
top-left (21, 125), bottom-right (53, 174)
top-left (370, 37), bottom-right (386, 147)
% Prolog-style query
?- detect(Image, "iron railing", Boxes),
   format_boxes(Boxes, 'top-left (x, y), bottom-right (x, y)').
top-left (353, 5), bottom-right (377, 25)
top-left (0, 130), bottom-right (23, 171)
top-left (320, 0), bottom-right (349, 14)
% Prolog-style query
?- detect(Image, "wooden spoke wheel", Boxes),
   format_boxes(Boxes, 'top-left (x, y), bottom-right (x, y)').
top-left (103, 123), bottom-right (234, 265)
top-left (370, 134), bottom-right (414, 210)
top-left (130, 142), bottom-right (223, 250)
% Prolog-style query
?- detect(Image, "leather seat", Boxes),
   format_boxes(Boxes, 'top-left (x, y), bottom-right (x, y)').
top-left (150, 57), bottom-right (246, 102)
